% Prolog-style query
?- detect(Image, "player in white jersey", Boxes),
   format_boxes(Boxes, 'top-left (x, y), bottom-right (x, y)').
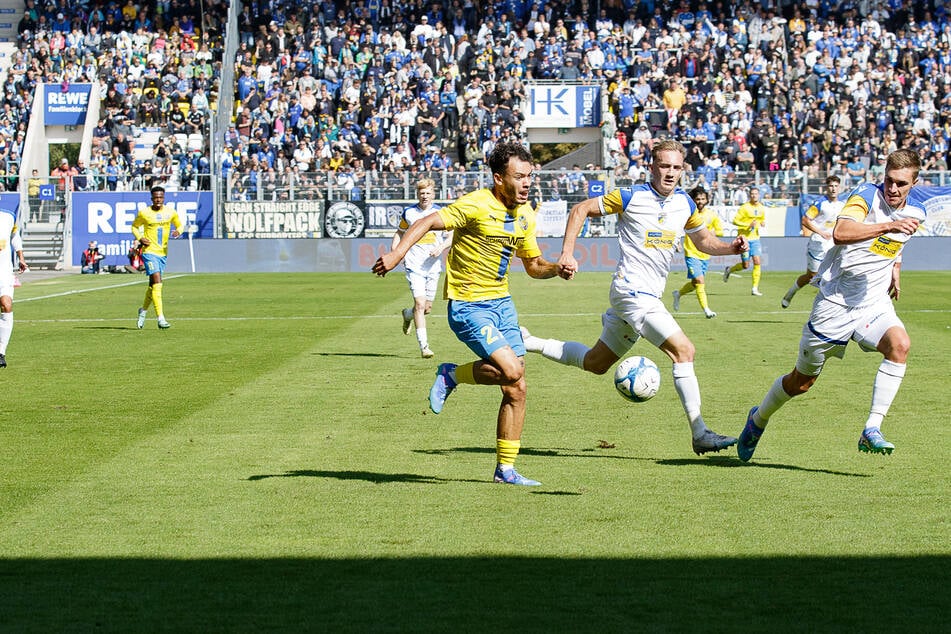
top-left (393, 178), bottom-right (450, 358)
top-left (0, 207), bottom-right (28, 368)
top-left (738, 149), bottom-right (925, 461)
top-left (781, 175), bottom-right (845, 308)
top-left (521, 139), bottom-right (750, 455)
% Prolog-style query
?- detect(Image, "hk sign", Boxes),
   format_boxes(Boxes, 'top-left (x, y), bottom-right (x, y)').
top-left (525, 85), bottom-right (601, 128)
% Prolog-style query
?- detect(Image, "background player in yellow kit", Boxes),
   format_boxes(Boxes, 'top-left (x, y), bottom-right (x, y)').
top-left (672, 186), bottom-right (722, 318)
top-left (723, 185), bottom-right (766, 296)
top-left (132, 186), bottom-right (184, 329)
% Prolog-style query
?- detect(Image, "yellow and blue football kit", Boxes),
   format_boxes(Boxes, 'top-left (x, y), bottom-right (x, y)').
top-left (131, 203), bottom-right (183, 326)
top-left (437, 188), bottom-right (541, 358)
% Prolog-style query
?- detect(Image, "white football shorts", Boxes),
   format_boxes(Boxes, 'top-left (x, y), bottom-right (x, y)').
top-left (598, 287), bottom-right (682, 357)
top-left (405, 268), bottom-right (440, 301)
top-left (796, 295), bottom-right (904, 376)
top-left (806, 239), bottom-right (832, 273)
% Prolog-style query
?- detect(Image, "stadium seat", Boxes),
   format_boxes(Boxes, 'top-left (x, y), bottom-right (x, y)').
top-left (187, 133), bottom-right (204, 152)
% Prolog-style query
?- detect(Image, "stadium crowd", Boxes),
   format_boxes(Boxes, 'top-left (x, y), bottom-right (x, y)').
top-left (11, 0), bottom-right (227, 192)
top-left (8, 0), bottom-right (951, 199)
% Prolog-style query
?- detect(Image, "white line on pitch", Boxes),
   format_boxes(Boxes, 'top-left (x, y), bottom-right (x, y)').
top-left (17, 275), bottom-right (188, 302)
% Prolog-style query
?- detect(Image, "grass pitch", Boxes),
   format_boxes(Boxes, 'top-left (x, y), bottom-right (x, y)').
top-left (1, 269), bottom-right (948, 631)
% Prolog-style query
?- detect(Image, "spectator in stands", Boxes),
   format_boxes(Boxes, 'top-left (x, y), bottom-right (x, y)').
top-left (168, 105), bottom-right (187, 135)
top-left (51, 158), bottom-right (76, 192)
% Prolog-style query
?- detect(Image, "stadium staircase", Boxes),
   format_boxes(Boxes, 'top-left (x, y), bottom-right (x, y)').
top-left (22, 220), bottom-right (65, 270)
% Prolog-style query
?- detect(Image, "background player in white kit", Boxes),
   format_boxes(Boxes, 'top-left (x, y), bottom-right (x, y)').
top-left (394, 178), bottom-right (451, 358)
top-left (0, 207), bottom-right (28, 368)
top-left (521, 139), bottom-right (749, 455)
top-left (738, 149), bottom-right (925, 461)
top-left (781, 175), bottom-right (844, 308)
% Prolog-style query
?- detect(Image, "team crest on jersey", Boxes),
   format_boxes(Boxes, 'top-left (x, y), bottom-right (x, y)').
top-left (657, 213), bottom-right (667, 225)
top-left (518, 215), bottom-right (529, 231)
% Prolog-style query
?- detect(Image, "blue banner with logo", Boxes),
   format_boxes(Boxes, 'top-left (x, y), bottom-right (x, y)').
top-left (525, 85), bottom-right (601, 128)
top-left (908, 186), bottom-right (951, 236)
top-left (71, 191), bottom-right (214, 266)
top-left (0, 192), bottom-right (18, 221)
top-left (45, 83), bottom-right (93, 126)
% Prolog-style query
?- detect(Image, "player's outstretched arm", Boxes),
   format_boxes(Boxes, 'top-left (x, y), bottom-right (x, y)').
top-left (373, 213), bottom-right (446, 276)
top-left (522, 255), bottom-right (574, 280)
top-left (832, 216), bottom-right (920, 245)
top-left (691, 227), bottom-right (748, 256)
top-left (560, 197), bottom-right (601, 275)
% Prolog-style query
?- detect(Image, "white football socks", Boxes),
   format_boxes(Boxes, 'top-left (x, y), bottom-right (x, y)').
top-left (0, 312), bottom-right (11, 354)
top-left (672, 362), bottom-right (707, 438)
top-left (866, 359), bottom-right (906, 430)
top-left (753, 376), bottom-right (793, 428)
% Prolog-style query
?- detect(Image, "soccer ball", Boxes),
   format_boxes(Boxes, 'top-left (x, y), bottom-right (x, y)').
top-left (613, 356), bottom-right (661, 403)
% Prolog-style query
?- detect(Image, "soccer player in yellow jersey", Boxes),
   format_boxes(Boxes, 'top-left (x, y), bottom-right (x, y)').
top-left (373, 142), bottom-right (573, 486)
top-left (672, 186), bottom-right (722, 318)
top-left (521, 140), bottom-right (749, 455)
top-left (723, 185), bottom-right (766, 295)
top-left (131, 186), bottom-right (184, 329)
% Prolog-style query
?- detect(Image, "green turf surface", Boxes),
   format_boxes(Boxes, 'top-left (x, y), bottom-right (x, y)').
top-left (1, 270), bottom-right (948, 631)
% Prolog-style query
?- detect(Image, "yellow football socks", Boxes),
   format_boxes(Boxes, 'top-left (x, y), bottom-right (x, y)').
top-left (696, 283), bottom-right (710, 311)
top-left (454, 362), bottom-right (475, 385)
top-left (752, 264), bottom-right (762, 288)
top-left (151, 283), bottom-right (164, 318)
top-left (496, 438), bottom-right (520, 466)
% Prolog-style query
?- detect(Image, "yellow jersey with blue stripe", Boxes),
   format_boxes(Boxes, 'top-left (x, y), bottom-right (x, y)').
top-left (683, 207), bottom-right (723, 260)
top-left (732, 201), bottom-right (766, 240)
top-left (816, 183), bottom-right (926, 308)
top-left (601, 184), bottom-right (701, 297)
top-left (131, 204), bottom-right (184, 257)
top-left (438, 188), bottom-right (541, 302)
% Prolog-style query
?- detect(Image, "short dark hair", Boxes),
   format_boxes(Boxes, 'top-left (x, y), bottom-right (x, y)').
top-left (688, 185), bottom-right (709, 203)
top-left (150, 185), bottom-right (166, 194)
top-left (488, 141), bottom-right (532, 175)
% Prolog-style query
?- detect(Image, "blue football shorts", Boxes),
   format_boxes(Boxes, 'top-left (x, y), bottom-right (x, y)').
top-left (742, 239), bottom-right (762, 262)
top-left (684, 256), bottom-right (710, 280)
top-left (447, 296), bottom-right (525, 359)
top-left (142, 253), bottom-right (167, 275)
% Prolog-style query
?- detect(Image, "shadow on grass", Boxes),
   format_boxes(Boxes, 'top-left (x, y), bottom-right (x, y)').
top-left (655, 458), bottom-right (871, 477)
top-left (247, 469), bottom-right (484, 484)
top-left (412, 447), bottom-right (870, 477)
top-left (313, 352), bottom-right (402, 358)
top-left (0, 556), bottom-right (946, 631)
top-left (414, 446), bottom-right (656, 461)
